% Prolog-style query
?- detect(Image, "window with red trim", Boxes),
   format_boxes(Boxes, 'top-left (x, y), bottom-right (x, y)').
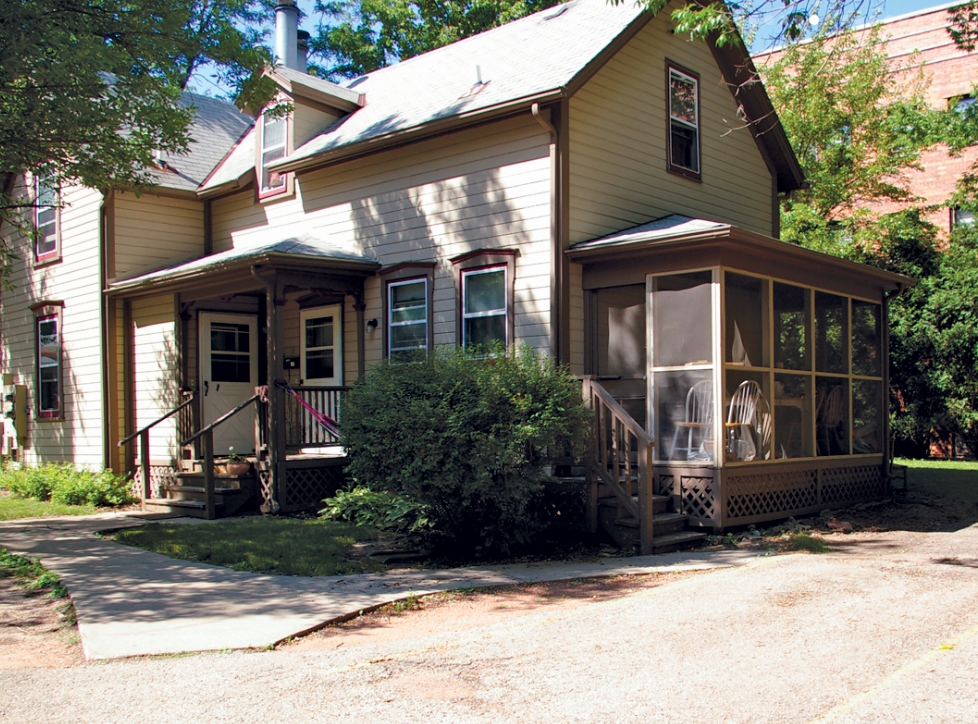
top-left (35, 311), bottom-right (62, 418)
top-left (668, 63), bottom-right (701, 179)
top-left (34, 174), bottom-right (60, 263)
top-left (259, 112), bottom-right (288, 196)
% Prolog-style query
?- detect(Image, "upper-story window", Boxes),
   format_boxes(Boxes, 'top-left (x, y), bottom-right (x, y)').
top-left (668, 64), bottom-right (701, 179)
top-left (34, 174), bottom-right (60, 263)
top-left (259, 112), bottom-right (288, 196)
top-left (953, 208), bottom-right (975, 227)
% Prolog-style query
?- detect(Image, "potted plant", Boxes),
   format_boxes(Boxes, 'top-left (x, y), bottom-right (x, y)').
top-left (225, 447), bottom-right (251, 476)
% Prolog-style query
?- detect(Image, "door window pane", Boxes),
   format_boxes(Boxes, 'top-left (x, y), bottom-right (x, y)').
top-left (651, 271), bottom-right (713, 367)
top-left (815, 292), bottom-right (848, 374)
top-left (305, 316), bottom-right (333, 349)
top-left (210, 323), bottom-right (251, 383)
top-left (596, 285), bottom-right (647, 425)
top-left (305, 349), bottom-right (334, 380)
top-left (774, 282), bottom-right (809, 371)
top-left (852, 300), bottom-right (882, 377)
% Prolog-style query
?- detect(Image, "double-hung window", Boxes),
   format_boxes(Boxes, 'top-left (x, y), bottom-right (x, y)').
top-left (35, 309), bottom-right (62, 418)
top-left (34, 174), bottom-right (60, 263)
top-left (668, 64), bottom-right (701, 178)
top-left (461, 266), bottom-right (508, 349)
top-left (259, 112), bottom-right (288, 195)
top-left (388, 279), bottom-right (429, 360)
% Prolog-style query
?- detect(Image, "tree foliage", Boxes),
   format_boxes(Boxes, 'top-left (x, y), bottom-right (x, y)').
top-left (311, 0), bottom-right (562, 80)
top-left (0, 0), bottom-right (271, 282)
top-left (760, 26), bottom-right (939, 253)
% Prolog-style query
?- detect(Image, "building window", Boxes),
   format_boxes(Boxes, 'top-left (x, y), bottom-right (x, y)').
top-left (259, 112), bottom-right (288, 196)
top-left (461, 267), bottom-right (508, 349)
top-left (668, 64), bottom-right (700, 179)
top-left (953, 95), bottom-right (975, 114)
top-left (300, 306), bottom-right (342, 385)
top-left (388, 279), bottom-right (429, 361)
top-left (34, 174), bottom-right (60, 263)
top-left (35, 308), bottom-right (62, 418)
top-left (953, 208), bottom-right (975, 227)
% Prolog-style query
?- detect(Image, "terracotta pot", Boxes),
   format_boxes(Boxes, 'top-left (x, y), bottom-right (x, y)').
top-left (225, 461), bottom-right (251, 476)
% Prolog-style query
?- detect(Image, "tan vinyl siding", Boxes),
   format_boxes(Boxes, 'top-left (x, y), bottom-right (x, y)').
top-left (113, 193), bottom-right (204, 280)
top-left (293, 100), bottom-right (343, 149)
top-left (211, 114), bottom-right (554, 360)
top-left (568, 7), bottom-right (774, 244)
top-left (0, 185), bottom-right (106, 468)
top-left (131, 295), bottom-right (179, 463)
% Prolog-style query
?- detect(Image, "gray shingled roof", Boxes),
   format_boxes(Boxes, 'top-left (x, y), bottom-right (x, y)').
top-left (276, 0), bottom-right (643, 169)
top-left (108, 234), bottom-right (379, 291)
top-left (570, 215), bottom-right (730, 250)
top-left (198, 124), bottom-right (257, 194)
top-left (153, 93), bottom-right (253, 192)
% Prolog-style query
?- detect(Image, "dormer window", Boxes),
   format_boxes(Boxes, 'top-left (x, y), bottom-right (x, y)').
top-left (259, 112), bottom-right (288, 196)
top-left (668, 63), bottom-right (701, 180)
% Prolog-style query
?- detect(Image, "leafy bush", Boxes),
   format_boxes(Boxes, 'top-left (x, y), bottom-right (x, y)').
top-left (319, 485), bottom-right (432, 534)
top-left (341, 345), bottom-right (591, 556)
top-left (0, 464), bottom-right (135, 508)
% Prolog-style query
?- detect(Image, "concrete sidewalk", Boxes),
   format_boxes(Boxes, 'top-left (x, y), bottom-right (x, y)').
top-left (0, 512), bottom-right (757, 660)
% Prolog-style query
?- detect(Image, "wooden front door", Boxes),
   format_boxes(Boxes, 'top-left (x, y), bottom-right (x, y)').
top-left (199, 312), bottom-right (259, 455)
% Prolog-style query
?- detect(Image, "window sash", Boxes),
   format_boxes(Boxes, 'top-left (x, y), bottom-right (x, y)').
top-left (388, 279), bottom-right (428, 358)
top-left (668, 66), bottom-right (700, 175)
top-left (461, 267), bottom-right (507, 348)
top-left (36, 314), bottom-right (61, 416)
top-left (260, 114), bottom-right (287, 192)
top-left (34, 176), bottom-right (59, 260)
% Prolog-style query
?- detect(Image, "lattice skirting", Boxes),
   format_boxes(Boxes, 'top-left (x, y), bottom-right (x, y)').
top-left (132, 464), bottom-right (177, 499)
top-left (542, 479), bottom-right (589, 531)
top-left (656, 472), bottom-right (720, 528)
top-left (281, 464), bottom-right (347, 511)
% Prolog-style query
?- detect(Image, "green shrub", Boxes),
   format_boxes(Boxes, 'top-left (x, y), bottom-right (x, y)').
top-left (0, 464), bottom-right (135, 507)
top-left (341, 345), bottom-right (591, 556)
top-left (319, 485), bottom-right (432, 534)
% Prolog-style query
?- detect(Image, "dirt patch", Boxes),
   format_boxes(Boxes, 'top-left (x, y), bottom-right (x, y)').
top-left (0, 577), bottom-right (84, 669)
top-left (284, 572), bottom-right (694, 653)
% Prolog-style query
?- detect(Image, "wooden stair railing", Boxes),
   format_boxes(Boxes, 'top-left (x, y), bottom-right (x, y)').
top-left (581, 376), bottom-right (655, 555)
top-left (181, 393), bottom-right (263, 520)
top-left (119, 393), bottom-right (195, 509)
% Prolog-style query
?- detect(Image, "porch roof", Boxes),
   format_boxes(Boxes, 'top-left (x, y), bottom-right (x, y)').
top-left (106, 235), bottom-right (380, 298)
top-left (567, 215), bottom-right (915, 294)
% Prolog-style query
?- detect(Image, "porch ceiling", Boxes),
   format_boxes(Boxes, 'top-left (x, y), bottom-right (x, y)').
top-left (106, 235), bottom-right (381, 299)
top-left (567, 215), bottom-right (915, 294)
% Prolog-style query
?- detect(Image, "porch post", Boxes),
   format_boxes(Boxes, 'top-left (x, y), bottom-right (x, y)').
top-left (267, 273), bottom-right (288, 511)
top-left (353, 293), bottom-right (366, 380)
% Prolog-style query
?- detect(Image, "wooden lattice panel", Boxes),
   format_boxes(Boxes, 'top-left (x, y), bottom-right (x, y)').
top-left (820, 465), bottom-right (884, 505)
top-left (680, 476), bottom-right (719, 527)
top-left (283, 465), bottom-right (346, 509)
top-left (258, 469), bottom-right (273, 510)
top-left (132, 464), bottom-right (177, 499)
top-left (655, 474), bottom-right (676, 499)
top-left (725, 469), bottom-right (818, 522)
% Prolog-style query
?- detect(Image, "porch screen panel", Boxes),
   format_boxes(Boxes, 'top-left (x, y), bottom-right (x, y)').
top-left (775, 373), bottom-right (813, 458)
top-left (816, 377), bottom-right (849, 456)
top-left (596, 285), bottom-right (646, 425)
top-left (210, 323), bottom-right (251, 383)
top-left (852, 379), bottom-right (882, 454)
top-left (651, 270), bottom-right (715, 464)
top-left (651, 271), bottom-right (712, 367)
top-left (724, 369), bottom-right (772, 462)
top-left (724, 273), bottom-right (767, 367)
top-left (774, 282), bottom-right (809, 371)
top-left (815, 292), bottom-right (848, 374)
top-left (852, 301), bottom-right (882, 377)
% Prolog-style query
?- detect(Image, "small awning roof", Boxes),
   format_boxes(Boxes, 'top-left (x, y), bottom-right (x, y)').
top-left (568, 215), bottom-right (915, 293)
top-left (107, 235), bottom-right (380, 297)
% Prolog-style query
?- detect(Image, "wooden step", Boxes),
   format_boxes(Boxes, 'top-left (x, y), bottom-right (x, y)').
top-left (614, 511), bottom-right (687, 536)
top-left (598, 494), bottom-right (669, 515)
top-left (143, 499), bottom-right (225, 519)
top-left (645, 530), bottom-right (709, 554)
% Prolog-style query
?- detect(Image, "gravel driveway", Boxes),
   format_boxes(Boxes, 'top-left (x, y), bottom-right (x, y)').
top-left (2, 523), bottom-right (976, 723)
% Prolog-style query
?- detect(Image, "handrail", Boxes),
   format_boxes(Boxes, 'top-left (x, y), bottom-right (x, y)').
top-left (580, 376), bottom-right (655, 555)
top-left (118, 396), bottom-right (194, 447)
top-left (181, 393), bottom-right (261, 446)
top-left (288, 385), bottom-right (350, 392)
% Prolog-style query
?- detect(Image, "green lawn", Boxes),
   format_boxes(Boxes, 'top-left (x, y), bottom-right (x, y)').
top-left (896, 458), bottom-right (978, 504)
top-left (0, 491), bottom-right (97, 520)
top-left (112, 517), bottom-right (389, 577)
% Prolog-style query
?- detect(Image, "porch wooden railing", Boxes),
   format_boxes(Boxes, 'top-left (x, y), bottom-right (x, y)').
top-left (182, 393), bottom-right (264, 520)
top-left (119, 392), bottom-right (195, 508)
top-left (284, 385), bottom-right (347, 448)
top-left (580, 376), bottom-right (655, 555)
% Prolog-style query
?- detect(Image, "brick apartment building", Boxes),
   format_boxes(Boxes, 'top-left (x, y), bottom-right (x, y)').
top-left (759, 2), bottom-right (978, 235)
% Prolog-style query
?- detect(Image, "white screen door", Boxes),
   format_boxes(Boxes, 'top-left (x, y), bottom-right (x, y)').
top-left (300, 306), bottom-right (343, 385)
top-left (199, 312), bottom-right (259, 454)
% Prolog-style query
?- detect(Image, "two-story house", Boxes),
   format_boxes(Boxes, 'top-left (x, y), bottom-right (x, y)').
top-left (1, 0), bottom-right (911, 549)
